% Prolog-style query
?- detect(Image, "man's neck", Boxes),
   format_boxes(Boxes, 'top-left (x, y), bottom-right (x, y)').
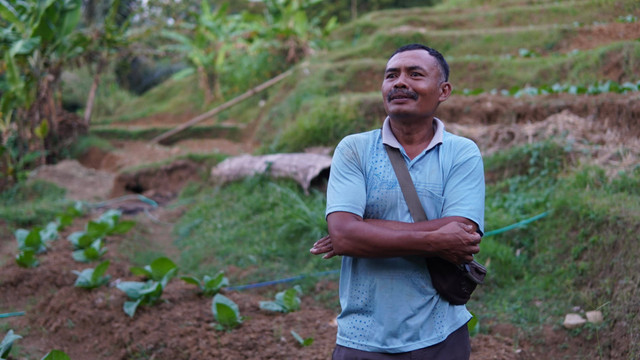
top-left (389, 117), bottom-right (435, 159)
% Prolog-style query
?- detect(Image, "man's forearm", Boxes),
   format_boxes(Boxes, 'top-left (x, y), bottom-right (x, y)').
top-left (364, 216), bottom-right (477, 233)
top-left (324, 212), bottom-right (481, 263)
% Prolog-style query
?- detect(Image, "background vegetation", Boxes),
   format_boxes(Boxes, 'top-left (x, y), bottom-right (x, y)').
top-left (2, 0), bottom-right (640, 358)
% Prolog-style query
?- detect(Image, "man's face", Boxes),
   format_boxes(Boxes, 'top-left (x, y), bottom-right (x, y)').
top-left (381, 49), bottom-right (450, 121)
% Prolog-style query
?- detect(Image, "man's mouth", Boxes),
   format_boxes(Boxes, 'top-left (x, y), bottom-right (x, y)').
top-left (387, 89), bottom-right (418, 102)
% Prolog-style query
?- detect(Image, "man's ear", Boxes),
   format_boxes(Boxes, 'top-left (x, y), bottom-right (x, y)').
top-left (439, 82), bottom-right (452, 102)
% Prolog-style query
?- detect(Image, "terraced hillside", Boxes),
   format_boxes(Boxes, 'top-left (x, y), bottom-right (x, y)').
top-left (2, 0), bottom-right (640, 359)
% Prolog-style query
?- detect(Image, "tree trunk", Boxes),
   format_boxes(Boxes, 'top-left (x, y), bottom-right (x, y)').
top-left (84, 59), bottom-right (106, 127)
top-left (351, 0), bottom-right (358, 20)
top-left (197, 65), bottom-right (213, 105)
top-left (84, 72), bottom-right (101, 127)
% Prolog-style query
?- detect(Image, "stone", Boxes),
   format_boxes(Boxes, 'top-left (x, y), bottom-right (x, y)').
top-left (563, 313), bottom-right (587, 329)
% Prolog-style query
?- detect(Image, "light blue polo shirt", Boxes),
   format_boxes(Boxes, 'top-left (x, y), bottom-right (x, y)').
top-left (326, 117), bottom-right (485, 353)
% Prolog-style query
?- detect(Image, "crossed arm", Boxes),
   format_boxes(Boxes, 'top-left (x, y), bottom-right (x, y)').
top-left (310, 211), bottom-right (481, 264)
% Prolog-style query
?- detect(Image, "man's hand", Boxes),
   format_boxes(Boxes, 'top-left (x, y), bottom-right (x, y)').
top-left (434, 222), bottom-right (481, 264)
top-left (310, 235), bottom-right (336, 259)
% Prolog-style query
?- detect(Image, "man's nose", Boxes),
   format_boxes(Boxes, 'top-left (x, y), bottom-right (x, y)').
top-left (393, 73), bottom-right (409, 88)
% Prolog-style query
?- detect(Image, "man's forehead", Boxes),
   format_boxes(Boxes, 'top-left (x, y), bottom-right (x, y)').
top-left (386, 49), bottom-right (435, 70)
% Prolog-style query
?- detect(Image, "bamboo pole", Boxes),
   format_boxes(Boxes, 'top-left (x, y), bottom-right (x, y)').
top-left (150, 68), bottom-right (294, 144)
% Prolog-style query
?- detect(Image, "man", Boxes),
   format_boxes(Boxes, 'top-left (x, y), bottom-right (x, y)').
top-left (310, 43), bottom-right (485, 359)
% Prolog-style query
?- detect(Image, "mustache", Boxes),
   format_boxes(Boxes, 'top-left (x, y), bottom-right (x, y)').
top-left (387, 88), bottom-right (418, 101)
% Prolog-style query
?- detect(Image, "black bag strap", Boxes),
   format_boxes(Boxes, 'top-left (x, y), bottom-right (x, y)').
top-left (384, 144), bottom-right (428, 222)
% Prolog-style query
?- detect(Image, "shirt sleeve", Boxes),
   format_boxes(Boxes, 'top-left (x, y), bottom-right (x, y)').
top-left (326, 136), bottom-right (368, 219)
top-left (441, 140), bottom-right (485, 235)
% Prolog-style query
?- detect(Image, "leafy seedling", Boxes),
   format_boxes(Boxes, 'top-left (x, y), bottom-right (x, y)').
top-left (55, 201), bottom-right (85, 231)
top-left (41, 349), bottom-right (71, 360)
top-left (259, 285), bottom-right (303, 313)
top-left (212, 294), bottom-right (243, 331)
top-left (181, 271), bottom-right (229, 296)
top-left (0, 329), bottom-right (22, 360)
top-left (97, 209), bottom-right (136, 235)
top-left (15, 226), bottom-right (53, 254)
top-left (67, 209), bottom-right (135, 250)
top-left (72, 239), bottom-right (107, 263)
top-left (117, 257), bottom-right (177, 317)
top-left (130, 256), bottom-right (178, 281)
top-left (73, 260), bottom-right (111, 289)
top-left (116, 279), bottom-right (166, 318)
top-left (291, 330), bottom-right (314, 347)
top-left (15, 249), bottom-right (39, 268)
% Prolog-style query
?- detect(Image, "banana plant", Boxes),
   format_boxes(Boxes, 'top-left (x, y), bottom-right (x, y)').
top-left (0, 0), bottom-right (89, 186)
top-left (161, 1), bottom-right (243, 105)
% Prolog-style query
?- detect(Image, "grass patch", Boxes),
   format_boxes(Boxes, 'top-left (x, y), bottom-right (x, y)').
top-left (173, 176), bottom-right (337, 285)
top-left (89, 124), bottom-right (242, 143)
top-left (0, 180), bottom-right (69, 228)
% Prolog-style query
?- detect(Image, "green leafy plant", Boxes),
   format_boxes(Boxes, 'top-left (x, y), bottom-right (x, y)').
top-left (15, 249), bottom-right (39, 268)
top-left (0, 330), bottom-right (22, 360)
top-left (67, 209), bottom-right (135, 262)
top-left (72, 239), bottom-right (107, 263)
top-left (15, 222), bottom-right (58, 253)
top-left (130, 257), bottom-right (178, 282)
top-left (41, 349), bottom-right (71, 360)
top-left (181, 271), bottom-right (229, 296)
top-left (212, 294), bottom-right (243, 331)
top-left (55, 201), bottom-right (85, 231)
top-left (73, 260), bottom-right (111, 289)
top-left (116, 257), bottom-right (178, 317)
top-left (259, 285), bottom-right (303, 313)
top-left (291, 330), bottom-right (314, 347)
top-left (14, 222), bottom-right (59, 268)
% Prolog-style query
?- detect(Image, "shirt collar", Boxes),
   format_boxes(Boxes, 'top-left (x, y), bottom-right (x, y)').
top-left (382, 117), bottom-right (444, 152)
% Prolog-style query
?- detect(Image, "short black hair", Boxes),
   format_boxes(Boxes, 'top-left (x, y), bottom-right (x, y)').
top-left (389, 43), bottom-right (450, 82)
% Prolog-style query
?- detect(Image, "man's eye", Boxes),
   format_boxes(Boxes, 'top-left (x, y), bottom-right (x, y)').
top-left (386, 74), bottom-right (397, 79)
top-left (411, 72), bottom-right (422, 77)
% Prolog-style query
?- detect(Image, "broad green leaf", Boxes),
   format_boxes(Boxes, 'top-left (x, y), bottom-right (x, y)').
top-left (14, 228), bottom-right (29, 247)
top-left (56, 214), bottom-right (74, 230)
top-left (123, 299), bottom-right (142, 318)
top-left (130, 266), bottom-right (153, 278)
top-left (68, 232), bottom-right (95, 249)
top-left (291, 330), bottom-right (313, 347)
top-left (41, 349), bottom-right (71, 360)
top-left (0, 1), bottom-right (22, 32)
top-left (9, 38), bottom-right (40, 57)
top-left (59, 0), bottom-right (81, 37)
top-left (92, 260), bottom-right (110, 281)
top-left (16, 250), bottom-right (39, 268)
top-left (87, 220), bottom-right (110, 238)
top-left (110, 220), bottom-right (135, 234)
top-left (259, 300), bottom-right (286, 312)
top-left (468, 312), bottom-right (480, 337)
top-left (98, 209), bottom-right (121, 226)
top-left (149, 257), bottom-right (178, 281)
top-left (280, 287), bottom-right (301, 311)
top-left (34, 119), bottom-right (49, 139)
top-left (1, 329), bottom-right (22, 358)
top-left (40, 222), bottom-right (59, 242)
top-left (212, 294), bottom-right (241, 329)
top-left (180, 275), bottom-right (202, 287)
top-left (116, 281), bottom-right (147, 299)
